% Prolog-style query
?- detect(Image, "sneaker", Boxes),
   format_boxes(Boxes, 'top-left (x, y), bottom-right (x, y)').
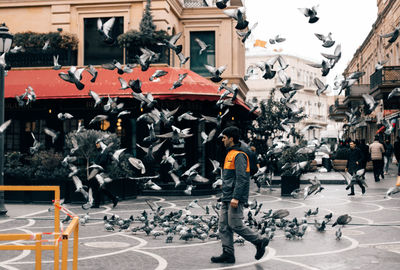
top-left (347, 193), bottom-right (355, 196)
top-left (211, 252), bottom-right (235, 263)
top-left (112, 196), bottom-right (119, 208)
top-left (82, 202), bottom-right (93, 210)
top-left (255, 238), bottom-right (269, 260)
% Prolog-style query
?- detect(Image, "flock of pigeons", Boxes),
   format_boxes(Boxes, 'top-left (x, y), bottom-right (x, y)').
top-left (66, 196), bottom-right (353, 244)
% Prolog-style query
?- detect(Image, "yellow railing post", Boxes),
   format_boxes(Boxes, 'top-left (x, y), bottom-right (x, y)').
top-left (73, 222), bottom-right (79, 270)
top-left (61, 235), bottom-right (69, 270)
top-left (35, 234), bottom-right (42, 270)
top-left (53, 186), bottom-right (60, 270)
top-left (61, 217), bottom-right (79, 270)
top-left (54, 240), bottom-right (60, 270)
top-left (0, 186), bottom-right (79, 270)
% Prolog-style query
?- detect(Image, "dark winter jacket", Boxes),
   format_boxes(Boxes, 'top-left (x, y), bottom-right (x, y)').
top-left (346, 147), bottom-right (364, 174)
top-left (222, 143), bottom-right (250, 203)
top-left (394, 140), bottom-right (400, 162)
top-left (358, 143), bottom-right (370, 165)
top-left (95, 148), bottom-right (109, 168)
top-left (384, 143), bottom-right (394, 157)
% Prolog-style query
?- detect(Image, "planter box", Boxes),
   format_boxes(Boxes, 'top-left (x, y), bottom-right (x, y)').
top-left (4, 177), bottom-right (63, 203)
top-left (281, 175), bottom-right (300, 196)
top-left (332, 160), bottom-right (373, 171)
top-left (309, 160), bottom-right (318, 171)
top-left (4, 177), bottom-right (138, 204)
top-left (332, 159), bottom-right (347, 171)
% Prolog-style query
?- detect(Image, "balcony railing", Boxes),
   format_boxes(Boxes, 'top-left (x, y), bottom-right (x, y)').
top-left (344, 84), bottom-right (370, 99)
top-left (125, 46), bottom-right (170, 66)
top-left (5, 47), bottom-right (168, 68)
top-left (183, 0), bottom-right (212, 7)
top-left (5, 48), bottom-right (77, 68)
top-left (345, 87), bottom-right (351, 97)
top-left (329, 105), bottom-right (335, 114)
top-left (370, 66), bottom-right (400, 90)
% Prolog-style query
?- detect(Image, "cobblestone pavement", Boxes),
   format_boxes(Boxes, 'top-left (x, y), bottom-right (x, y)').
top-left (1, 167), bottom-right (400, 270)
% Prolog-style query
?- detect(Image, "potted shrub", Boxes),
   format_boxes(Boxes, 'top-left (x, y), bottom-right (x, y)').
top-left (7, 31), bottom-right (79, 67)
top-left (4, 152), bottom-right (34, 202)
top-left (65, 129), bottom-right (139, 201)
top-left (117, 0), bottom-right (170, 64)
top-left (29, 150), bottom-right (69, 202)
top-left (3, 150), bottom-right (68, 202)
top-left (278, 144), bottom-right (313, 196)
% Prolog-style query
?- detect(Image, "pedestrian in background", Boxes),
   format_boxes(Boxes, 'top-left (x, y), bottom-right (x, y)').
top-left (384, 139), bottom-right (394, 175)
top-left (249, 144), bottom-right (261, 169)
top-left (346, 140), bottom-right (365, 195)
top-left (369, 135), bottom-right (385, 182)
top-left (394, 136), bottom-right (400, 176)
top-left (85, 140), bottom-right (119, 209)
top-left (358, 139), bottom-right (370, 178)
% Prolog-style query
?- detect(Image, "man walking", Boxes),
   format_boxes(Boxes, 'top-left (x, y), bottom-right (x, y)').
top-left (211, 126), bottom-right (269, 264)
top-left (384, 139), bottom-right (394, 175)
top-left (394, 136), bottom-right (400, 176)
top-left (83, 140), bottom-right (119, 209)
top-left (345, 140), bottom-right (365, 195)
top-left (358, 139), bottom-right (370, 173)
top-left (369, 135), bottom-right (385, 182)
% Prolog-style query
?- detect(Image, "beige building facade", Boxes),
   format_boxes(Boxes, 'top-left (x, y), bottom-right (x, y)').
top-left (245, 51), bottom-right (336, 141)
top-left (341, 0), bottom-right (400, 142)
top-left (0, 0), bottom-right (248, 96)
top-left (344, 0), bottom-right (400, 83)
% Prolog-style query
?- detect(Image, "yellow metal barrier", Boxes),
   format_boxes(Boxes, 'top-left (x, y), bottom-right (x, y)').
top-left (0, 185), bottom-right (79, 270)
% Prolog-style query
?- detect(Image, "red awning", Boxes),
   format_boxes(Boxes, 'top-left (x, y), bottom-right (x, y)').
top-left (4, 66), bottom-right (249, 109)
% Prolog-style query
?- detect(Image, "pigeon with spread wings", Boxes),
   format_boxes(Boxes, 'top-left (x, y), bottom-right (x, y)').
top-left (97, 17), bottom-right (116, 42)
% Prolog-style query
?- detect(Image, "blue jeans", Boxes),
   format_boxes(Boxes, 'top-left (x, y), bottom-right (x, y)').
top-left (218, 202), bottom-right (262, 255)
top-left (384, 156), bottom-right (392, 173)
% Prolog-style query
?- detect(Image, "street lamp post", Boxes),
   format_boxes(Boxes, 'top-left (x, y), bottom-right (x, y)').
top-left (0, 23), bottom-right (13, 216)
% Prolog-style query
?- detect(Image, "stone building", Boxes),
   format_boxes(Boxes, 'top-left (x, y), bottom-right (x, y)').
top-left (245, 51), bottom-right (336, 141)
top-left (337, 0), bottom-right (400, 143)
top-left (0, 0), bottom-right (252, 180)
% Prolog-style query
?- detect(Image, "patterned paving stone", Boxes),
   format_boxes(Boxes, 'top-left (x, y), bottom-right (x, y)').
top-left (1, 170), bottom-right (400, 269)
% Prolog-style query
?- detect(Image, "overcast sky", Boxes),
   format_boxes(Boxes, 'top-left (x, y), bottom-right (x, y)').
top-left (242, 0), bottom-right (378, 92)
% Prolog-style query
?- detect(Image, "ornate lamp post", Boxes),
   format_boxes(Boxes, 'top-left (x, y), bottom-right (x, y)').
top-left (0, 23), bottom-right (13, 216)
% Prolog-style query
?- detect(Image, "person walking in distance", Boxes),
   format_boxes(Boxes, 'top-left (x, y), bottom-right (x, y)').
top-left (358, 139), bottom-right (370, 179)
top-left (383, 139), bottom-right (394, 175)
top-left (84, 140), bottom-right (119, 209)
top-left (211, 126), bottom-right (269, 264)
top-left (369, 135), bottom-right (385, 182)
top-left (394, 136), bottom-right (400, 176)
top-left (345, 140), bottom-right (365, 196)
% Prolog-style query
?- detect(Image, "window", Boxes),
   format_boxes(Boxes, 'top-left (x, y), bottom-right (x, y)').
top-left (100, 120), bottom-right (111, 131)
top-left (5, 120), bottom-right (20, 152)
top-left (63, 119), bottom-right (80, 134)
top-left (23, 120), bottom-right (46, 153)
top-left (84, 17), bottom-right (124, 65)
top-left (190, 31), bottom-right (215, 76)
